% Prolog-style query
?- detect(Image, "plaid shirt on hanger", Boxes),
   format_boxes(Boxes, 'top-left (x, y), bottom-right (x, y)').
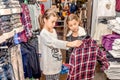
top-left (21, 4), bottom-right (32, 38)
top-left (67, 38), bottom-right (109, 80)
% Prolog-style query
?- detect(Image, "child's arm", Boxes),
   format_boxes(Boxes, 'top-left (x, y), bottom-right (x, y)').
top-left (40, 33), bottom-right (82, 49)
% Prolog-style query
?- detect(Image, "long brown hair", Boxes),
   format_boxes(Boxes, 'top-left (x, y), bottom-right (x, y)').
top-left (38, 8), bottom-right (58, 31)
top-left (64, 14), bottom-right (81, 40)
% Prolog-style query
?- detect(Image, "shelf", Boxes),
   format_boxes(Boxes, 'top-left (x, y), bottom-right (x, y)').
top-left (0, 27), bottom-right (24, 44)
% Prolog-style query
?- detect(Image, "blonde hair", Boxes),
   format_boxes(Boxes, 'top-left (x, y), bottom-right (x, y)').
top-left (38, 8), bottom-right (58, 31)
top-left (64, 14), bottom-right (81, 40)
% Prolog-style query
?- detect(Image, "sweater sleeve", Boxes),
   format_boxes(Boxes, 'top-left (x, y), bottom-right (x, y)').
top-left (40, 31), bottom-right (68, 49)
top-left (97, 47), bottom-right (110, 71)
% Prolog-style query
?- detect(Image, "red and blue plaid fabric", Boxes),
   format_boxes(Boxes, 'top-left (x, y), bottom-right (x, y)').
top-left (21, 4), bottom-right (32, 38)
top-left (67, 38), bottom-right (109, 80)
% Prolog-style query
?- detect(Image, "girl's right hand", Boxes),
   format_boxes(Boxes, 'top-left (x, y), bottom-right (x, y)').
top-left (71, 40), bottom-right (83, 47)
top-left (67, 40), bottom-right (83, 47)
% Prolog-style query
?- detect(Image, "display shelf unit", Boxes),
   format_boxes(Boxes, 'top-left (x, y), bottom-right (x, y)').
top-left (0, 27), bottom-right (24, 44)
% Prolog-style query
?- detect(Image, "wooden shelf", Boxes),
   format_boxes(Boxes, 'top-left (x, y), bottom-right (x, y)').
top-left (0, 27), bottom-right (24, 44)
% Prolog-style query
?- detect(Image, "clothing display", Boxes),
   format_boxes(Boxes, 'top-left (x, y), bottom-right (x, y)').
top-left (21, 3), bottom-right (32, 38)
top-left (107, 17), bottom-right (120, 34)
top-left (116, 0), bottom-right (120, 12)
top-left (0, 0), bottom-right (120, 80)
top-left (97, 0), bottom-right (116, 17)
top-left (0, 47), bottom-right (15, 80)
top-left (67, 38), bottom-right (109, 80)
top-left (105, 52), bottom-right (120, 79)
top-left (102, 34), bottom-right (120, 51)
top-left (93, 23), bottom-right (112, 44)
top-left (28, 4), bottom-right (41, 32)
top-left (20, 42), bottom-right (41, 78)
top-left (9, 45), bottom-right (25, 80)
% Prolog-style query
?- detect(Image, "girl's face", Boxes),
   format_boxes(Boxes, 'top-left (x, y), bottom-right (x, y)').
top-left (44, 15), bottom-right (57, 30)
top-left (68, 19), bottom-right (79, 32)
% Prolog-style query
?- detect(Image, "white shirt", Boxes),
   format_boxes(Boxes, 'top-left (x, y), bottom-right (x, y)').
top-left (97, 0), bottom-right (116, 17)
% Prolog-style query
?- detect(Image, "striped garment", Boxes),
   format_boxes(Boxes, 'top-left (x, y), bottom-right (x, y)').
top-left (67, 38), bottom-right (109, 80)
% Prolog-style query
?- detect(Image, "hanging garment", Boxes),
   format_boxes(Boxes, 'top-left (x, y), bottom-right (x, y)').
top-left (21, 3), bottom-right (32, 38)
top-left (9, 45), bottom-right (25, 80)
top-left (67, 38), bottom-right (109, 80)
top-left (97, 0), bottom-right (116, 17)
top-left (28, 4), bottom-right (41, 32)
top-left (0, 46), bottom-right (15, 80)
top-left (40, 4), bottom-right (45, 15)
top-left (20, 42), bottom-right (41, 78)
top-left (70, 2), bottom-right (77, 13)
top-left (116, 0), bottom-right (120, 12)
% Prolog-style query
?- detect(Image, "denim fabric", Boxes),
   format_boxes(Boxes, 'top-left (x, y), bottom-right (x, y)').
top-left (0, 67), bottom-right (7, 80)
top-left (0, 64), bottom-right (15, 80)
top-left (2, 64), bottom-right (15, 80)
top-left (0, 21), bottom-right (13, 33)
top-left (21, 42), bottom-right (41, 78)
top-left (0, 15), bottom-right (11, 22)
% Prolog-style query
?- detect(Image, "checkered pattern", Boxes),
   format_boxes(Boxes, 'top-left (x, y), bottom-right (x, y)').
top-left (67, 38), bottom-right (109, 80)
top-left (21, 4), bottom-right (32, 38)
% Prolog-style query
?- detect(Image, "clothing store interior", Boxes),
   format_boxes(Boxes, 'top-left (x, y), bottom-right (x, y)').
top-left (0, 0), bottom-right (120, 80)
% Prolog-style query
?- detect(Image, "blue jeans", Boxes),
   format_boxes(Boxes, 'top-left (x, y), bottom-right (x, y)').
top-left (0, 64), bottom-right (15, 80)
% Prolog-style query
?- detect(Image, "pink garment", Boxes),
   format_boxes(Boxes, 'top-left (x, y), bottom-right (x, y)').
top-left (116, 0), bottom-right (120, 12)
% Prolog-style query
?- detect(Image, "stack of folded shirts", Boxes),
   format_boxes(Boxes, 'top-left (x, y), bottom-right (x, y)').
top-left (105, 61), bottom-right (120, 79)
top-left (108, 39), bottom-right (120, 58)
top-left (108, 18), bottom-right (120, 34)
top-left (0, 15), bottom-right (13, 34)
top-left (106, 52), bottom-right (120, 79)
top-left (0, 0), bottom-right (21, 15)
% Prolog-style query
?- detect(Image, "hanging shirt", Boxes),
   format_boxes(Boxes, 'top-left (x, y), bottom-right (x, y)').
top-left (116, 0), bottom-right (120, 12)
top-left (97, 0), bottom-right (116, 17)
top-left (21, 4), bottom-right (32, 38)
top-left (67, 38), bottom-right (109, 80)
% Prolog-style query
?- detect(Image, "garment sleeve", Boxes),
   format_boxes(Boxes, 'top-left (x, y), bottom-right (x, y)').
top-left (67, 49), bottom-right (76, 80)
top-left (97, 47), bottom-right (110, 71)
top-left (40, 32), bottom-right (68, 49)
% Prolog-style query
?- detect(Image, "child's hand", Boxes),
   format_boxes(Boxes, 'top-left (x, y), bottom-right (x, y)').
top-left (72, 40), bottom-right (83, 47)
top-left (67, 40), bottom-right (83, 47)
